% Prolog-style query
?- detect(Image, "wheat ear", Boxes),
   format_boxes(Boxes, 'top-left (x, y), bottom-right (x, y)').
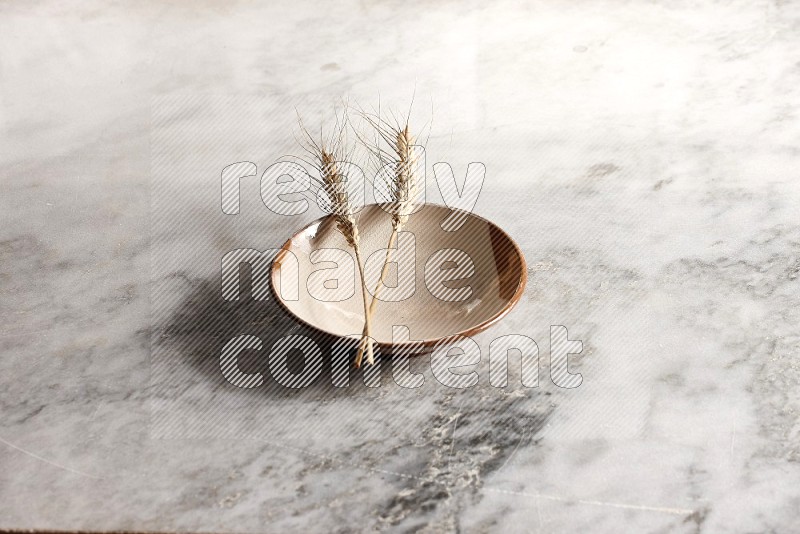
top-left (354, 124), bottom-right (418, 366)
top-left (319, 151), bottom-right (374, 367)
top-left (297, 112), bottom-right (374, 367)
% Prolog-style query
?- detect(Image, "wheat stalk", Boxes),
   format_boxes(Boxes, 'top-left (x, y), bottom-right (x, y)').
top-left (296, 111), bottom-right (375, 366)
top-left (354, 119), bottom-right (420, 366)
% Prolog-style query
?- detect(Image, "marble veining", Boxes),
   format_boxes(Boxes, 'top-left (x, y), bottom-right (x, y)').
top-left (1, 0), bottom-right (799, 532)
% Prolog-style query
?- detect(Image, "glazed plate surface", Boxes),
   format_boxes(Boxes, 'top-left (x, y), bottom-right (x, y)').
top-left (271, 204), bottom-right (526, 348)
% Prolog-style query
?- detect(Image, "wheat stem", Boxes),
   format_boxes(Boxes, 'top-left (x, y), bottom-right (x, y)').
top-left (352, 246), bottom-right (374, 367)
top-left (367, 228), bottom-right (398, 316)
top-left (354, 227), bottom-right (398, 361)
top-left (296, 108), bottom-right (375, 367)
top-left (354, 123), bottom-right (418, 364)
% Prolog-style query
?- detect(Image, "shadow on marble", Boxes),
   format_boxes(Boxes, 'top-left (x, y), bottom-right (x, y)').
top-left (152, 269), bottom-right (398, 401)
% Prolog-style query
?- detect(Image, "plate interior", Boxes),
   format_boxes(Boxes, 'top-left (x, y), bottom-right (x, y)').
top-left (271, 204), bottom-right (525, 344)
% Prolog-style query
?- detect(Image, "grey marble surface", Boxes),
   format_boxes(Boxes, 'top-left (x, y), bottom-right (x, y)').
top-left (2, 0), bottom-right (800, 532)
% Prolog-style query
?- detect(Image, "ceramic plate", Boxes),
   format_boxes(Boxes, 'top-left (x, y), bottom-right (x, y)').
top-left (271, 204), bottom-right (526, 350)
